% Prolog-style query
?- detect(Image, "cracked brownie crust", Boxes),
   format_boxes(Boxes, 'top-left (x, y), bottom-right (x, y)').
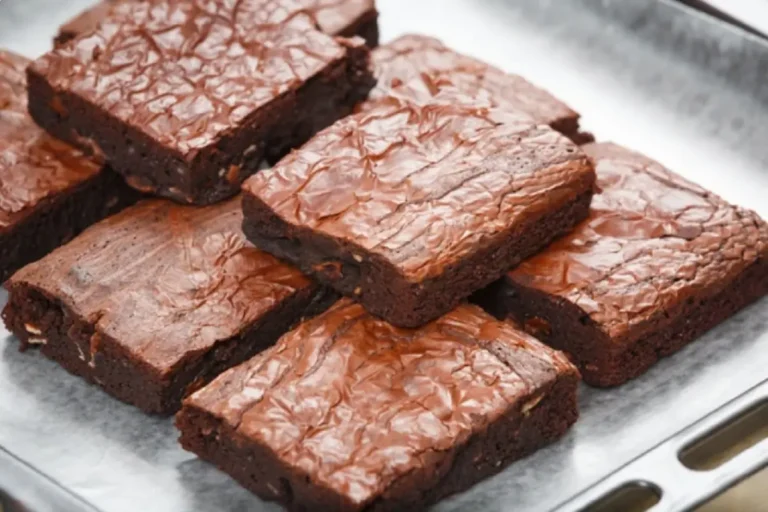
top-left (29, 0), bottom-right (375, 204)
top-left (478, 142), bottom-right (768, 386)
top-left (177, 299), bottom-right (580, 512)
top-left (0, 49), bottom-right (137, 283)
top-left (242, 93), bottom-right (595, 328)
top-left (365, 34), bottom-right (592, 143)
top-left (2, 198), bottom-right (336, 414)
top-left (55, 0), bottom-right (379, 48)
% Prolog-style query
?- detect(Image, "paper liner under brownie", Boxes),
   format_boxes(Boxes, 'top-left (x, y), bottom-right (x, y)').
top-left (29, 0), bottom-right (375, 205)
top-left (177, 300), bottom-right (579, 512)
top-left (2, 198), bottom-right (336, 414)
top-left (242, 92), bottom-right (595, 328)
top-left (477, 142), bottom-right (768, 387)
top-left (365, 34), bottom-right (592, 143)
top-left (54, 0), bottom-right (379, 48)
top-left (0, 49), bottom-right (138, 283)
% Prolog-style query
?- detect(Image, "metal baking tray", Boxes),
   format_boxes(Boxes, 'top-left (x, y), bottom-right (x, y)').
top-left (1, 0), bottom-right (767, 511)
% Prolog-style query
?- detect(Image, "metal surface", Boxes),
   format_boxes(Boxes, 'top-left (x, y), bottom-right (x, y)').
top-left (0, 0), bottom-right (767, 511)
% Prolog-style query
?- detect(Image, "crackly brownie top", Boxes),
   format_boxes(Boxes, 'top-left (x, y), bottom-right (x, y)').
top-left (9, 197), bottom-right (312, 372)
top-left (243, 93), bottom-right (594, 281)
top-left (366, 34), bottom-right (578, 130)
top-left (33, 0), bottom-right (352, 156)
top-left (186, 299), bottom-right (576, 508)
top-left (508, 142), bottom-right (768, 343)
top-left (57, 0), bottom-right (374, 44)
top-left (0, 49), bottom-right (102, 231)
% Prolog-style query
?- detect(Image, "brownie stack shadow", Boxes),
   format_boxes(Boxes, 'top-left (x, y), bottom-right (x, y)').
top-left (2, 2), bottom-right (768, 512)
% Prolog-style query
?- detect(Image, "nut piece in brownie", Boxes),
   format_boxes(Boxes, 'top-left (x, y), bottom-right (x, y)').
top-left (2, 198), bottom-right (336, 414)
top-left (478, 142), bottom-right (768, 387)
top-left (29, 0), bottom-right (375, 205)
top-left (177, 299), bottom-right (580, 512)
top-left (242, 93), bottom-right (596, 328)
top-left (55, 0), bottom-right (379, 48)
top-left (365, 34), bottom-right (591, 143)
top-left (0, 49), bottom-right (137, 283)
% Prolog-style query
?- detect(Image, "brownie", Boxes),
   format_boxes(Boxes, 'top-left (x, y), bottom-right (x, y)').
top-left (242, 92), bottom-right (596, 328)
top-left (177, 299), bottom-right (580, 512)
top-left (2, 197), bottom-right (336, 414)
top-left (0, 49), bottom-right (137, 283)
top-left (28, 0), bottom-right (375, 205)
top-left (365, 34), bottom-right (592, 143)
top-left (478, 142), bottom-right (768, 387)
top-left (55, 0), bottom-right (379, 48)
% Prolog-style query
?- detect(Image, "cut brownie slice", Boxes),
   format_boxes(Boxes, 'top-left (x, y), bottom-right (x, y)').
top-left (55, 0), bottom-right (379, 48)
top-left (29, 0), bottom-right (375, 205)
top-left (2, 197), bottom-right (336, 414)
top-left (242, 92), bottom-right (596, 328)
top-left (177, 299), bottom-right (580, 512)
top-left (0, 49), bottom-right (137, 283)
top-left (478, 142), bottom-right (768, 387)
top-left (365, 34), bottom-right (592, 143)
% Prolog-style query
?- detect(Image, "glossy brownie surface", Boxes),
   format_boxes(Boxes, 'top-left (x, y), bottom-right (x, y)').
top-left (244, 94), bottom-right (593, 282)
top-left (7, 198), bottom-right (313, 372)
top-left (367, 34), bottom-right (583, 137)
top-left (55, 0), bottom-right (378, 47)
top-left (508, 142), bottom-right (768, 343)
top-left (180, 299), bottom-right (578, 510)
top-left (36, 1), bottom-right (348, 157)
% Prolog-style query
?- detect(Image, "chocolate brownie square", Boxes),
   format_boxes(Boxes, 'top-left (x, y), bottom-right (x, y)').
top-left (0, 49), bottom-right (137, 283)
top-left (55, 0), bottom-right (379, 48)
top-left (242, 92), bottom-right (596, 328)
top-left (366, 34), bottom-right (592, 143)
top-left (29, 0), bottom-right (375, 204)
top-left (478, 142), bottom-right (768, 386)
top-left (177, 299), bottom-right (580, 512)
top-left (2, 197), bottom-right (336, 414)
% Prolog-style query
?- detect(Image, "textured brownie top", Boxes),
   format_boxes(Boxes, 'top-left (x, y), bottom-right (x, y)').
top-left (8, 197), bottom-right (313, 372)
top-left (508, 142), bottom-right (768, 343)
top-left (366, 34), bottom-right (578, 129)
top-left (243, 94), bottom-right (594, 281)
top-left (56, 0), bottom-right (374, 44)
top-left (186, 299), bottom-right (576, 508)
top-left (0, 50), bottom-right (102, 231)
top-left (33, 0), bottom-right (354, 156)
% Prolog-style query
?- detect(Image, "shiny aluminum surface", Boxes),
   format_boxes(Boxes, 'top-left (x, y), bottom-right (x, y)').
top-left (0, 0), bottom-right (766, 511)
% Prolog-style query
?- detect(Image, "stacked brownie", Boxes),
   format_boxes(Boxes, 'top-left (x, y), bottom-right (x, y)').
top-left (2, 3), bottom-right (768, 511)
top-left (28, 0), bottom-right (375, 204)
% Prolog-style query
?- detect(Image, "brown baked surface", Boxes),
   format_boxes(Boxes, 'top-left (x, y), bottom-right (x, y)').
top-left (479, 142), bottom-right (768, 386)
top-left (177, 299), bottom-right (579, 511)
top-left (3, 197), bottom-right (335, 413)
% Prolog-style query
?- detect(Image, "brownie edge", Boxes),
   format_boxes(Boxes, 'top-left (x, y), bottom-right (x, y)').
top-left (176, 300), bottom-right (580, 511)
top-left (28, 0), bottom-right (375, 204)
top-left (241, 95), bottom-right (596, 328)
top-left (2, 198), bottom-right (339, 414)
top-left (477, 142), bottom-right (768, 387)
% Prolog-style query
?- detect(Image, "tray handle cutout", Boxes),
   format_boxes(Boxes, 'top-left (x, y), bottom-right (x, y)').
top-left (577, 481), bottom-right (661, 512)
top-left (679, 400), bottom-right (768, 471)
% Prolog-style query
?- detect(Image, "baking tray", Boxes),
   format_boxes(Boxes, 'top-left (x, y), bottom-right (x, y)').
top-left (1, 0), bottom-right (767, 511)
